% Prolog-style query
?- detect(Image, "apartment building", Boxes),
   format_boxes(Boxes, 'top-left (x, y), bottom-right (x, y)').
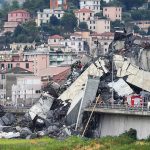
top-left (90, 32), bottom-right (114, 55)
top-left (4, 9), bottom-right (30, 32)
top-left (80, 0), bottom-right (101, 13)
top-left (74, 8), bottom-right (94, 23)
top-left (103, 7), bottom-right (122, 21)
top-left (37, 9), bottom-right (64, 26)
top-left (88, 18), bottom-right (110, 33)
top-left (131, 20), bottom-right (150, 32)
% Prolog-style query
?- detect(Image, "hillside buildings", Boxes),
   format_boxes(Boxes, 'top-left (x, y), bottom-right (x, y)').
top-left (37, 9), bottom-right (64, 26)
top-left (131, 20), bottom-right (150, 32)
top-left (79, 0), bottom-right (101, 13)
top-left (75, 8), bottom-right (110, 33)
top-left (4, 9), bottom-right (30, 33)
top-left (103, 7), bottom-right (122, 21)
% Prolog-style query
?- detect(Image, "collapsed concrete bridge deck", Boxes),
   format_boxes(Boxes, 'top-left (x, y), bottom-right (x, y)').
top-left (84, 104), bottom-right (150, 139)
top-left (85, 104), bottom-right (150, 117)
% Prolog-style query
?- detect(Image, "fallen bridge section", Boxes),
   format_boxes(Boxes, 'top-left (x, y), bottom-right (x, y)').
top-left (84, 105), bottom-right (150, 139)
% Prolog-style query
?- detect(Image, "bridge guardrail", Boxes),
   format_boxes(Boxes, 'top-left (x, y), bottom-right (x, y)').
top-left (89, 103), bottom-right (150, 112)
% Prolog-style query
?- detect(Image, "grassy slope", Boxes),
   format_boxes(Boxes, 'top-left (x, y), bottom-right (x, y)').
top-left (0, 136), bottom-right (150, 150)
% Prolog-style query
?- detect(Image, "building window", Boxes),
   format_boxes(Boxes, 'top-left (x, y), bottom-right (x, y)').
top-left (84, 1), bottom-right (86, 4)
top-left (83, 13), bottom-right (85, 16)
top-left (104, 42), bottom-right (108, 45)
top-left (105, 8), bottom-right (107, 11)
top-left (1, 74), bottom-right (5, 80)
top-left (93, 26), bottom-right (95, 29)
top-left (83, 18), bottom-right (85, 20)
top-left (54, 39), bottom-right (56, 42)
top-left (36, 90), bottom-right (41, 94)
top-left (90, 13), bottom-right (92, 16)
top-left (8, 64), bottom-right (11, 69)
top-left (58, 14), bottom-right (60, 17)
top-left (1, 64), bottom-right (4, 69)
top-left (26, 63), bottom-right (29, 69)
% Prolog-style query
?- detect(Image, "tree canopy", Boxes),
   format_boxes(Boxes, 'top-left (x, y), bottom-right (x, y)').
top-left (118, 0), bottom-right (147, 10)
top-left (78, 22), bottom-right (88, 31)
top-left (50, 15), bottom-right (60, 26)
top-left (61, 13), bottom-right (77, 33)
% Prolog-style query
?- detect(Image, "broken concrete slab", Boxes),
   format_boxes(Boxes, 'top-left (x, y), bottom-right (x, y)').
top-left (0, 132), bottom-right (20, 139)
top-left (58, 59), bottom-right (108, 125)
top-left (28, 93), bottom-right (54, 120)
top-left (75, 76), bottom-right (100, 129)
top-left (116, 61), bottom-right (150, 92)
top-left (108, 78), bottom-right (133, 96)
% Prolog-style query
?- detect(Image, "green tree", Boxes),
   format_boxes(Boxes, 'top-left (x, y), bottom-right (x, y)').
top-left (68, 0), bottom-right (80, 9)
top-left (13, 21), bottom-right (40, 43)
top-left (11, 0), bottom-right (20, 10)
top-left (131, 10), bottom-right (150, 20)
top-left (133, 25), bottom-right (140, 33)
top-left (111, 20), bottom-right (125, 31)
top-left (118, 0), bottom-right (147, 10)
top-left (79, 22), bottom-right (88, 30)
top-left (61, 13), bottom-right (77, 33)
top-left (50, 15), bottom-right (60, 26)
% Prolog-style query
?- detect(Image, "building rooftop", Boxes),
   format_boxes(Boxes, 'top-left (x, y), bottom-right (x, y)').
top-left (49, 35), bottom-right (64, 39)
top-left (0, 67), bottom-right (33, 74)
top-left (39, 66), bottom-right (70, 77)
top-left (91, 32), bottom-right (114, 37)
top-left (75, 8), bottom-right (94, 13)
top-left (4, 22), bottom-right (19, 28)
top-left (8, 9), bottom-right (29, 14)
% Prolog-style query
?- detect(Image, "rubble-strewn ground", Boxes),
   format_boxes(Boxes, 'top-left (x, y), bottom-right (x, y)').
top-left (0, 136), bottom-right (150, 150)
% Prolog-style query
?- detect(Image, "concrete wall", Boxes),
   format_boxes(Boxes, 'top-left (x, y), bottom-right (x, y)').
top-left (97, 114), bottom-right (150, 139)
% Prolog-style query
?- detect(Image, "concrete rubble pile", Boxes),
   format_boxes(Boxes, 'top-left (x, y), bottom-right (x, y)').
top-left (0, 31), bottom-right (150, 139)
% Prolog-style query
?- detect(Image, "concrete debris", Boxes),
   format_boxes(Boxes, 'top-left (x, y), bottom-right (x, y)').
top-left (28, 93), bottom-right (54, 120)
top-left (0, 32), bottom-right (150, 140)
top-left (0, 132), bottom-right (20, 139)
top-left (108, 78), bottom-right (133, 96)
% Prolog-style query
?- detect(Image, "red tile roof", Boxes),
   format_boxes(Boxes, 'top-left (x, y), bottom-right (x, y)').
top-left (74, 8), bottom-right (94, 13)
top-left (39, 67), bottom-right (71, 77)
top-left (9, 9), bottom-right (29, 14)
top-left (91, 32), bottom-right (114, 37)
top-left (70, 33), bottom-right (82, 36)
top-left (49, 35), bottom-right (64, 39)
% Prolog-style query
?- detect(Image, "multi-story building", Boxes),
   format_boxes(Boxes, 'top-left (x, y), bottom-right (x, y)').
top-left (74, 8), bottom-right (94, 23)
top-left (0, 67), bottom-right (35, 105)
top-left (80, 0), bottom-right (101, 13)
top-left (48, 34), bottom-right (85, 53)
top-left (4, 9), bottom-right (30, 32)
top-left (50, 0), bottom-right (67, 10)
top-left (87, 18), bottom-right (110, 33)
top-left (131, 20), bottom-right (150, 33)
top-left (75, 8), bottom-right (110, 33)
top-left (10, 42), bottom-right (36, 51)
top-left (23, 50), bottom-right (49, 76)
top-left (8, 9), bottom-right (30, 22)
top-left (37, 9), bottom-right (64, 26)
top-left (12, 76), bottom-right (42, 105)
top-left (103, 7), bottom-right (122, 21)
top-left (90, 32), bottom-right (114, 56)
